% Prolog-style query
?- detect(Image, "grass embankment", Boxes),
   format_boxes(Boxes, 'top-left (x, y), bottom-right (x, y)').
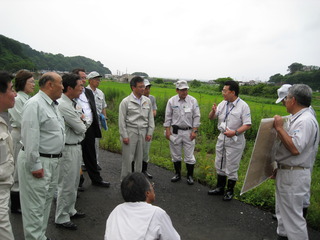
top-left (98, 80), bottom-right (320, 230)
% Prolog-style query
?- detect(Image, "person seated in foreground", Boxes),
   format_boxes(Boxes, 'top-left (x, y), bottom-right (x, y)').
top-left (104, 172), bottom-right (180, 240)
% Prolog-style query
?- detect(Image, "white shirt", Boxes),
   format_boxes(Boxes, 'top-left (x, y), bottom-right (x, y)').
top-left (86, 85), bottom-right (107, 115)
top-left (163, 95), bottom-right (200, 128)
top-left (105, 202), bottom-right (180, 240)
top-left (8, 91), bottom-right (29, 128)
top-left (275, 108), bottom-right (319, 168)
top-left (77, 89), bottom-right (93, 125)
top-left (215, 97), bottom-right (251, 132)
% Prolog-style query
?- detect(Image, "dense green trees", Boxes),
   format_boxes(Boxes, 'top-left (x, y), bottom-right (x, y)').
top-left (131, 72), bottom-right (149, 77)
top-left (268, 62), bottom-right (320, 90)
top-left (0, 34), bottom-right (111, 74)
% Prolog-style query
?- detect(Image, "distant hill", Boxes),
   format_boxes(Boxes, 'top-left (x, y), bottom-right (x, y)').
top-left (0, 34), bottom-right (111, 75)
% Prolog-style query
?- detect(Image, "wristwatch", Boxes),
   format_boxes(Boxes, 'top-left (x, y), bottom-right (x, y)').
top-left (235, 130), bottom-right (240, 136)
top-left (193, 130), bottom-right (198, 133)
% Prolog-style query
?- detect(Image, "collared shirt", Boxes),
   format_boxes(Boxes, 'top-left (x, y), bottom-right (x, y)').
top-left (163, 95), bottom-right (200, 128)
top-left (0, 116), bottom-right (14, 185)
top-left (119, 92), bottom-right (155, 138)
top-left (21, 90), bottom-right (65, 172)
top-left (105, 202), bottom-right (181, 240)
top-left (275, 108), bottom-right (319, 168)
top-left (8, 91), bottom-right (29, 128)
top-left (58, 94), bottom-right (86, 144)
top-left (86, 86), bottom-right (107, 115)
top-left (77, 88), bottom-right (93, 125)
top-left (215, 97), bottom-right (251, 132)
top-left (132, 92), bottom-right (142, 105)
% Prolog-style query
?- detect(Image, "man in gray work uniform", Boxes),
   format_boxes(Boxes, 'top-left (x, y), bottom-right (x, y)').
top-left (164, 80), bottom-right (200, 185)
top-left (273, 84), bottom-right (319, 240)
top-left (18, 72), bottom-right (65, 240)
top-left (55, 73), bottom-right (87, 230)
top-left (208, 80), bottom-right (251, 201)
top-left (142, 79), bottom-right (157, 179)
top-left (0, 71), bottom-right (16, 240)
top-left (119, 76), bottom-right (155, 180)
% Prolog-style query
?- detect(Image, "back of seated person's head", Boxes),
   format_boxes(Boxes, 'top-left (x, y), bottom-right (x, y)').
top-left (121, 172), bottom-right (151, 202)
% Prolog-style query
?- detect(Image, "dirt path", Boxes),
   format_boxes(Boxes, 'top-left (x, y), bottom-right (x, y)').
top-left (9, 149), bottom-right (320, 240)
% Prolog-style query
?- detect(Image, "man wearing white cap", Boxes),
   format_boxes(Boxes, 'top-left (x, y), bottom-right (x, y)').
top-left (273, 84), bottom-right (319, 240)
top-left (274, 84), bottom-right (316, 221)
top-left (164, 80), bottom-right (200, 185)
top-left (142, 79), bottom-right (157, 179)
top-left (87, 71), bottom-right (108, 171)
top-left (208, 80), bottom-right (251, 201)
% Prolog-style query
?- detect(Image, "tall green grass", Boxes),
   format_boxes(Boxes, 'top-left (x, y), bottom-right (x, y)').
top-left (99, 80), bottom-right (320, 230)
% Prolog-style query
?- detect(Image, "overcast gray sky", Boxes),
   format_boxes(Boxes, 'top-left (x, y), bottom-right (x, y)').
top-left (1, 0), bottom-right (319, 81)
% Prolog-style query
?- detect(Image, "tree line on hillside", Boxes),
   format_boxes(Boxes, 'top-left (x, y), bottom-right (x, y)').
top-left (268, 62), bottom-right (320, 90)
top-left (0, 34), bottom-right (111, 74)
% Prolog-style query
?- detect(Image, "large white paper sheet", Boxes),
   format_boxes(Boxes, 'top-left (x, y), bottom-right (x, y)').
top-left (240, 118), bottom-right (278, 195)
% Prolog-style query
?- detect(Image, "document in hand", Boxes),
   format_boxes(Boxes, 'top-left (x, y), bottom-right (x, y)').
top-left (240, 117), bottom-right (288, 195)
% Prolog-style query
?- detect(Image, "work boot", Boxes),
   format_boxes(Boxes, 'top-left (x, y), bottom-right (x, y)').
top-left (142, 161), bottom-right (153, 179)
top-left (10, 191), bottom-right (21, 214)
top-left (186, 163), bottom-right (194, 185)
top-left (208, 175), bottom-right (227, 195)
top-left (223, 179), bottom-right (236, 201)
top-left (78, 174), bottom-right (85, 192)
top-left (171, 161), bottom-right (181, 182)
top-left (303, 207), bottom-right (308, 219)
top-left (277, 235), bottom-right (288, 240)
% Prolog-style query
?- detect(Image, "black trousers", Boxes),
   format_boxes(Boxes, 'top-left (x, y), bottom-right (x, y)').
top-left (81, 124), bottom-right (103, 183)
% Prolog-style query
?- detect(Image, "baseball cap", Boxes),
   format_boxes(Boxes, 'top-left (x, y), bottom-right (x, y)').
top-left (175, 80), bottom-right (189, 90)
top-left (275, 84), bottom-right (292, 104)
top-left (87, 71), bottom-right (102, 80)
top-left (144, 79), bottom-right (151, 87)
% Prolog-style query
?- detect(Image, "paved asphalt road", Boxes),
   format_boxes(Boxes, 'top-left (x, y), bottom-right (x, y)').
top-left (9, 149), bottom-right (320, 240)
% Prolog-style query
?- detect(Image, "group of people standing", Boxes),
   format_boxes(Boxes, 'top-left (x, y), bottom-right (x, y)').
top-left (0, 69), bottom-right (110, 240)
top-left (117, 77), bottom-right (319, 240)
top-left (0, 70), bottom-right (318, 240)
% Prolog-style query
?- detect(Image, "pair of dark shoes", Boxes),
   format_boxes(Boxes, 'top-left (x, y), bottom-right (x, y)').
top-left (92, 180), bottom-right (110, 188)
top-left (171, 174), bottom-right (194, 185)
top-left (207, 188), bottom-right (234, 201)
